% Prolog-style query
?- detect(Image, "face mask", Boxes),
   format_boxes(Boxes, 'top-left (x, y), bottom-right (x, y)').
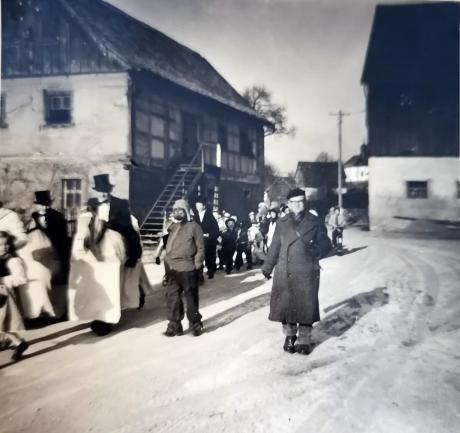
top-left (175, 215), bottom-right (185, 222)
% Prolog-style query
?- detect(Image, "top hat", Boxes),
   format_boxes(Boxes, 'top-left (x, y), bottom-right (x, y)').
top-left (34, 190), bottom-right (53, 206)
top-left (93, 174), bottom-right (114, 192)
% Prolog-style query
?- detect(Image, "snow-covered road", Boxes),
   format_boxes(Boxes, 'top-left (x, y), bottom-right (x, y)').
top-left (1, 229), bottom-right (459, 433)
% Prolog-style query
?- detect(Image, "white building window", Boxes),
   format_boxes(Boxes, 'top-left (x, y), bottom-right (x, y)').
top-left (62, 178), bottom-right (83, 234)
top-left (406, 181), bottom-right (428, 199)
top-left (62, 179), bottom-right (82, 210)
top-left (44, 90), bottom-right (73, 125)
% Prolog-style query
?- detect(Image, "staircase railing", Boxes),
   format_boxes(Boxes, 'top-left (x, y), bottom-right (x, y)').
top-left (140, 144), bottom-right (205, 228)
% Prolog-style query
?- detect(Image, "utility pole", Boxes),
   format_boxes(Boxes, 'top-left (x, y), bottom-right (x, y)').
top-left (329, 110), bottom-right (351, 209)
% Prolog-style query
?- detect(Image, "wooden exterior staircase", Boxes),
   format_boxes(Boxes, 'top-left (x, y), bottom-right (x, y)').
top-left (139, 147), bottom-right (204, 246)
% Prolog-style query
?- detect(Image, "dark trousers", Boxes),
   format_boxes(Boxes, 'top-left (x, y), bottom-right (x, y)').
top-left (165, 270), bottom-right (202, 325)
top-left (235, 245), bottom-right (253, 270)
top-left (332, 227), bottom-right (343, 248)
top-left (204, 239), bottom-right (217, 276)
top-left (222, 247), bottom-right (236, 272)
top-left (217, 248), bottom-right (225, 269)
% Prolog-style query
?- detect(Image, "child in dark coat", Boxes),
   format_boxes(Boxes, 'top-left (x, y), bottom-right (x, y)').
top-left (235, 220), bottom-right (253, 271)
top-left (220, 218), bottom-right (238, 274)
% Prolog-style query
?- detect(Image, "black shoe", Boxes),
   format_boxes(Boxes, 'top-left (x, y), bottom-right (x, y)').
top-left (191, 321), bottom-right (204, 337)
top-left (90, 320), bottom-right (113, 336)
top-left (164, 322), bottom-right (183, 337)
top-left (218, 265), bottom-right (224, 270)
top-left (283, 336), bottom-right (297, 354)
top-left (295, 343), bottom-right (314, 355)
top-left (138, 293), bottom-right (146, 310)
top-left (207, 273), bottom-right (214, 279)
top-left (11, 340), bottom-right (29, 361)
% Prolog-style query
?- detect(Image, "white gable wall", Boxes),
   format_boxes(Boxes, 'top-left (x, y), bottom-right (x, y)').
top-left (0, 73), bottom-right (130, 156)
top-left (369, 157), bottom-right (460, 230)
top-left (0, 73), bottom-right (131, 210)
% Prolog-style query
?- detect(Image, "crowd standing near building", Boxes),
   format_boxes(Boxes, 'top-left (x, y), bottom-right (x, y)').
top-left (0, 176), bottom-right (340, 360)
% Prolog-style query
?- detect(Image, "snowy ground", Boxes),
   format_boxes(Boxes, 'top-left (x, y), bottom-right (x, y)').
top-left (1, 228), bottom-right (460, 433)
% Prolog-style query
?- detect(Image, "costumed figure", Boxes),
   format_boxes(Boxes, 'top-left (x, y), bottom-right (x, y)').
top-left (67, 174), bottom-right (147, 335)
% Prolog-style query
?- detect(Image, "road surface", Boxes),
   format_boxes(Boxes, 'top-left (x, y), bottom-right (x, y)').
top-left (1, 228), bottom-right (459, 433)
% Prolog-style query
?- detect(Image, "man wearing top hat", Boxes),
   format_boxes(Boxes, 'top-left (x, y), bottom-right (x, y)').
top-left (31, 190), bottom-right (70, 277)
top-left (91, 174), bottom-right (142, 268)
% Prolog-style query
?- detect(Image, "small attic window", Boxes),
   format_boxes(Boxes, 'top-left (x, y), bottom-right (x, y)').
top-left (44, 90), bottom-right (73, 125)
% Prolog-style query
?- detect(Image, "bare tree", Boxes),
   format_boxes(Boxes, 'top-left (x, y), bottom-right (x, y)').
top-left (243, 85), bottom-right (296, 137)
top-left (315, 151), bottom-right (336, 162)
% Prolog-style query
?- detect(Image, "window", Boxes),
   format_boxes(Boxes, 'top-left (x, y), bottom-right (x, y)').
top-left (239, 127), bottom-right (257, 157)
top-left (44, 90), bottom-right (73, 125)
top-left (0, 93), bottom-right (7, 128)
top-left (406, 181), bottom-right (428, 199)
top-left (62, 178), bottom-right (83, 235)
top-left (203, 116), bottom-right (218, 143)
top-left (228, 124), bottom-right (240, 152)
top-left (62, 179), bottom-right (82, 209)
top-left (151, 138), bottom-right (165, 159)
top-left (218, 124), bottom-right (228, 150)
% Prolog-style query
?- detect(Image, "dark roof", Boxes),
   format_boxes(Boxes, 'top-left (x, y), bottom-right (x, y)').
top-left (344, 154), bottom-right (368, 168)
top-left (295, 162), bottom-right (345, 189)
top-left (59, 0), bottom-right (266, 122)
top-left (362, 2), bottom-right (460, 84)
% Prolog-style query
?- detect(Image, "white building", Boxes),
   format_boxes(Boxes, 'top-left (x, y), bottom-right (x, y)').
top-left (361, 3), bottom-right (460, 231)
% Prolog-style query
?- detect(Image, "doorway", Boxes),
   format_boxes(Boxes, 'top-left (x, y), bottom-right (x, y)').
top-left (182, 111), bottom-right (200, 161)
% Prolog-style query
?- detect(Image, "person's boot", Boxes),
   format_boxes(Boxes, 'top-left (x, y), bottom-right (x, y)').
top-left (164, 321), bottom-right (183, 337)
top-left (283, 336), bottom-right (297, 354)
top-left (295, 343), bottom-right (314, 355)
top-left (190, 321), bottom-right (204, 337)
top-left (90, 320), bottom-right (113, 336)
top-left (11, 339), bottom-right (29, 361)
top-left (296, 325), bottom-right (314, 355)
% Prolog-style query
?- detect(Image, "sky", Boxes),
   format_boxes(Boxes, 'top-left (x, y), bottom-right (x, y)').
top-left (108, 0), bottom-right (429, 174)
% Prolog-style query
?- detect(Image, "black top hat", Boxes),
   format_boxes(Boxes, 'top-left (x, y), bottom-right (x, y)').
top-left (34, 190), bottom-right (53, 206)
top-left (93, 174), bottom-right (114, 192)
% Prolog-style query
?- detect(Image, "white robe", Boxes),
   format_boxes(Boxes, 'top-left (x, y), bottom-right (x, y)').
top-left (68, 208), bottom-right (148, 324)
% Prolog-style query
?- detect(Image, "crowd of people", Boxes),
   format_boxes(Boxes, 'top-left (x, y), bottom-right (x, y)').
top-left (0, 174), bottom-right (345, 361)
top-left (0, 173), bottom-right (150, 360)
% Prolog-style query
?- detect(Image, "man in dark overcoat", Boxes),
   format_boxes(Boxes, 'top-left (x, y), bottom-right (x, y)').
top-left (193, 200), bottom-right (220, 279)
top-left (92, 174), bottom-right (142, 268)
top-left (262, 188), bottom-right (331, 355)
top-left (31, 190), bottom-right (70, 275)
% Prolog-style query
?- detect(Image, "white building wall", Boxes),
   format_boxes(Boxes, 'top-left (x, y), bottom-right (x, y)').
top-left (345, 166), bottom-right (369, 183)
top-left (369, 157), bottom-right (460, 230)
top-left (0, 73), bottom-right (132, 209)
top-left (0, 73), bottom-right (130, 156)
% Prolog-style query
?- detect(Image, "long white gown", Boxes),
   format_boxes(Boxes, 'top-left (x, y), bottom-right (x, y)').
top-left (68, 205), bottom-right (149, 324)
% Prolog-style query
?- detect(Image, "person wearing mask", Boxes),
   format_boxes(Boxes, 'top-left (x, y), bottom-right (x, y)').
top-left (159, 199), bottom-right (205, 337)
top-left (262, 188), bottom-right (331, 355)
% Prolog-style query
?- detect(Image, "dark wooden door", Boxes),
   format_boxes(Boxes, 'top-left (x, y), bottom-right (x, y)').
top-left (182, 112), bottom-right (199, 160)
